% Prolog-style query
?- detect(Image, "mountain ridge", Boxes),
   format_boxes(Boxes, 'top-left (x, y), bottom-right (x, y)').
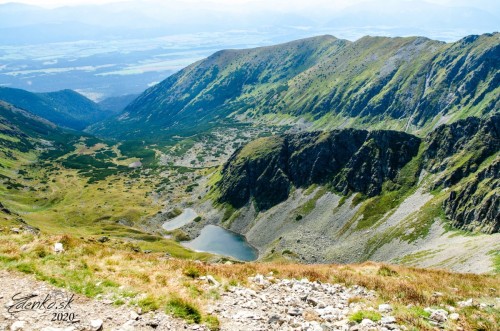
top-left (90, 32), bottom-right (499, 140)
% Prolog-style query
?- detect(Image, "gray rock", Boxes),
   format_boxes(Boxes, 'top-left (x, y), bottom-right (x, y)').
top-left (360, 318), bottom-right (376, 326)
top-left (307, 297), bottom-right (321, 306)
top-left (457, 299), bottom-right (474, 307)
top-left (430, 310), bottom-right (448, 323)
top-left (90, 319), bottom-right (103, 331)
top-left (128, 161), bottom-right (142, 168)
top-left (378, 304), bottom-right (393, 313)
top-left (287, 308), bottom-right (302, 316)
top-left (129, 311), bottom-right (139, 320)
top-left (146, 320), bottom-right (159, 328)
top-left (54, 242), bottom-right (64, 253)
top-left (206, 275), bottom-right (220, 287)
top-left (97, 236), bottom-right (109, 243)
top-left (381, 316), bottom-right (397, 324)
top-left (118, 320), bottom-right (135, 331)
top-left (10, 321), bottom-right (26, 331)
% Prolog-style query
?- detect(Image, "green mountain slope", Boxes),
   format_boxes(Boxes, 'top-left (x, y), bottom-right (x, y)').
top-left (0, 100), bottom-right (75, 155)
top-left (0, 87), bottom-right (109, 130)
top-left (91, 33), bottom-right (499, 140)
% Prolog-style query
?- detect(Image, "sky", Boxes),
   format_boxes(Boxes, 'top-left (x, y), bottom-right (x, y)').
top-left (0, 0), bottom-right (498, 97)
top-left (0, 0), bottom-right (498, 11)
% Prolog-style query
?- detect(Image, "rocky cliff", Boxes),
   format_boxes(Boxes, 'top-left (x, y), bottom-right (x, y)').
top-left (423, 114), bottom-right (500, 189)
top-left (217, 129), bottom-right (421, 210)
top-left (444, 158), bottom-right (499, 234)
top-left (216, 114), bottom-right (499, 234)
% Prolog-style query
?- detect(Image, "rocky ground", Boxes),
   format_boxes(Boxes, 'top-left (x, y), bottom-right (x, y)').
top-left (0, 270), bottom-right (406, 331)
top-left (208, 274), bottom-right (403, 331)
top-left (1, 270), bottom-right (490, 331)
top-left (0, 271), bottom-right (410, 331)
top-left (0, 270), bottom-right (208, 331)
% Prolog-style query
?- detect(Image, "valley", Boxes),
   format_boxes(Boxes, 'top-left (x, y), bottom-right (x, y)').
top-left (0, 32), bottom-right (498, 330)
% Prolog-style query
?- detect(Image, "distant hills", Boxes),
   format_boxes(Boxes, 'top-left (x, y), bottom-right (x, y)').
top-left (91, 33), bottom-right (499, 140)
top-left (0, 87), bottom-right (112, 130)
top-left (98, 94), bottom-right (139, 115)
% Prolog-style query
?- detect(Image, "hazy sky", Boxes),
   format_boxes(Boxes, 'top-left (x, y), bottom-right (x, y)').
top-left (0, 0), bottom-right (498, 11)
top-left (0, 0), bottom-right (497, 97)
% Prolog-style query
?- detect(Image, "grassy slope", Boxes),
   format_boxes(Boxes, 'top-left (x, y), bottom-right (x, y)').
top-left (0, 231), bottom-right (498, 330)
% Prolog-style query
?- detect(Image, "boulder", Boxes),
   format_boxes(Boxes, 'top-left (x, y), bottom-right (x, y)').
top-left (54, 242), bottom-right (64, 253)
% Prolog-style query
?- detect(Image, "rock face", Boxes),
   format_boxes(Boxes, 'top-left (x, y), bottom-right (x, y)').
top-left (444, 158), bottom-right (499, 234)
top-left (423, 114), bottom-right (499, 233)
top-left (424, 114), bottom-right (500, 189)
top-left (217, 114), bottom-right (499, 234)
top-left (217, 129), bottom-right (420, 210)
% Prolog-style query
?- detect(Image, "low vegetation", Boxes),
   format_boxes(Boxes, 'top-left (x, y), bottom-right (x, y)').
top-left (0, 230), bottom-right (498, 330)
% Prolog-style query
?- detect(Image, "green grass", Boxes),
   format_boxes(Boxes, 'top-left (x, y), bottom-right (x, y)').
top-left (304, 183), bottom-right (318, 195)
top-left (377, 265), bottom-right (399, 277)
top-left (294, 186), bottom-right (328, 217)
top-left (235, 136), bottom-right (283, 162)
top-left (184, 266), bottom-right (201, 279)
top-left (489, 250), bottom-right (500, 273)
top-left (397, 249), bottom-right (443, 265)
top-left (221, 203), bottom-right (237, 223)
top-left (137, 295), bottom-right (160, 312)
top-left (364, 196), bottom-right (446, 259)
top-left (165, 297), bottom-right (202, 324)
top-left (203, 315), bottom-right (220, 331)
top-left (349, 310), bottom-right (382, 323)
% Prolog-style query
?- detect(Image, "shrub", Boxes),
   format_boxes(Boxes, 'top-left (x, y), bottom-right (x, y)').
top-left (183, 266), bottom-right (201, 279)
top-left (172, 230), bottom-right (190, 242)
top-left (203, 315), bottom-right (220, 331)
